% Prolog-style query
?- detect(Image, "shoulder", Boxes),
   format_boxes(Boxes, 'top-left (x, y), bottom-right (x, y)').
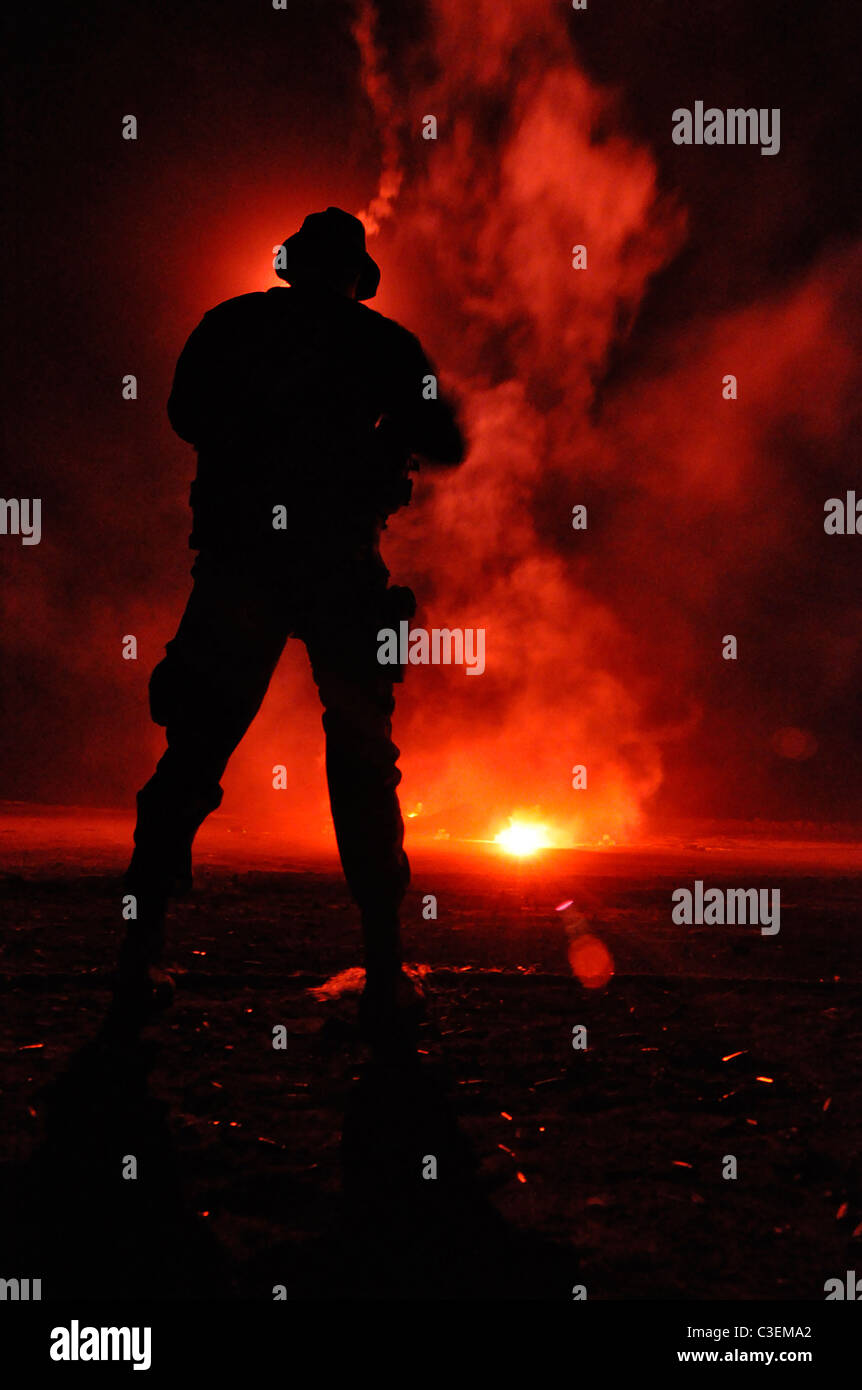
top-left (186, 290), bottom-right (273, 339)
top-left (179, 293), bottom-right (273, 350)
top-left (199, 292), bottom-right (270, 325)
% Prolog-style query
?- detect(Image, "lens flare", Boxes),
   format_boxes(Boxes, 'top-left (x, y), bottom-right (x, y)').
top-left (568, 934), bottom-right (614, 990)
top-left (494, 820), bottom-right (552, 856)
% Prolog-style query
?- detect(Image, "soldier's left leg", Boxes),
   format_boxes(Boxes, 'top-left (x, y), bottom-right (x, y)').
top-left (304, 622), bottom-right (410, 986)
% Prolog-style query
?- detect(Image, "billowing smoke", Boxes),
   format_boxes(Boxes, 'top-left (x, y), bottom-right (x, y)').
top-left (336, 0), bottom-right (862, 847)
top-left (344, 0), bottom-right (686, 845)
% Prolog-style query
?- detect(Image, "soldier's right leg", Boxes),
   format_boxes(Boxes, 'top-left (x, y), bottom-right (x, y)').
top-left (113, 556), bottom-right (288, 1027)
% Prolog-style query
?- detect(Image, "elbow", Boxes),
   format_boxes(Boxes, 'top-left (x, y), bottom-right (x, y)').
top-left (422, 413), bottom-right (467, 466)
top-left (437, 424), bottom-right (467, 466)
top-left (440, 441), bottom-right (465, 467)
top-left (167, 396), bottom-right (196, 445)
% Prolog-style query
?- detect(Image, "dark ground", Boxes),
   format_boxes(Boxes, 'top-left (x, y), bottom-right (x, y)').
top-left (1, 812), bottom-right (860, 1300)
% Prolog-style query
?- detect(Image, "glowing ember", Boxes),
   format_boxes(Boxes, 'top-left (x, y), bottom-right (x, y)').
top-left (495, 820), bottom-right (551, 856)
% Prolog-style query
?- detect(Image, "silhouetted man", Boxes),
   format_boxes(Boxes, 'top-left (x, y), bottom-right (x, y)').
top-left (111, 207), bottom-right (464, 1044)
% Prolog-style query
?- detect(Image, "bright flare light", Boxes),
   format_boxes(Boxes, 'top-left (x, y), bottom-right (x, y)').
top-left (494, 820), bottom-right (552, 856)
